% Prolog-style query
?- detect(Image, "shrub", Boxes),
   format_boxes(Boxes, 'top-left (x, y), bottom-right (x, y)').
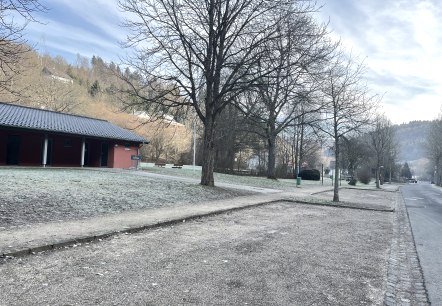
top-left (299, 169), bottom-right (320, 181)
top-left (358, 168), bottom-right (371, 184)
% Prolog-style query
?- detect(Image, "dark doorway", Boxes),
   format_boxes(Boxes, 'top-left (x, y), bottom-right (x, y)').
top-left (84, 143), bottom-right (90, 166)
top-left (100, 142), bottom-right (108, 167)
top-left (46, 139), bottom-right (53, 165)
top-left (6, 135), bottom-right (21, 165)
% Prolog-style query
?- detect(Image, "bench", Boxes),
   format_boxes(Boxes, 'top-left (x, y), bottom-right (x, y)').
top-left (172, 164), bottom-right (183, 169)
top-left (155, 163), bottom-right (166, 167)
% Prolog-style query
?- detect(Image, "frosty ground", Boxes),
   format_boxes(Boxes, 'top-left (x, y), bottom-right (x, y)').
top-left (0, 168), bottom-right (256, 229)
top-left (0, 167), bottom-right (400, 305)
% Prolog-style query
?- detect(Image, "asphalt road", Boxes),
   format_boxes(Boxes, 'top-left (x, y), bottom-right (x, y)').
top-left (0, 202), bottom-right (391, 306)
top-left (402, 182), bottom-right (442, 305)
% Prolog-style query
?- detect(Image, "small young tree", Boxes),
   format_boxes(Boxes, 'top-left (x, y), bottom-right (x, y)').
top-left (316, 52), bottom-right (378, 201)
top-left (369, 115), bottom-right (395, 188)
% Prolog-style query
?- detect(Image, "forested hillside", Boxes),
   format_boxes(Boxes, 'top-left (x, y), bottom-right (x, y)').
top-left (394, 121), bottom-right (431, 162)
top-left (1, 48), bottom-right (435, 169)
top-left (0, 50), bottom-right (194, 163)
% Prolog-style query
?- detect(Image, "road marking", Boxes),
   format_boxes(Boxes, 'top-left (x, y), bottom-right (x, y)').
top-left (404, 197), bottom-right (424, 201)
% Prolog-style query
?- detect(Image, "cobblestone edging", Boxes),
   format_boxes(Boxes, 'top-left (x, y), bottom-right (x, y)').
top-left (384, 193), bottom-right (430, 305)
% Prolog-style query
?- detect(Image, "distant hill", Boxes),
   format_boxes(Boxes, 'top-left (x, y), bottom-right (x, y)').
top-left (394, 121), bottom-right (431, 162)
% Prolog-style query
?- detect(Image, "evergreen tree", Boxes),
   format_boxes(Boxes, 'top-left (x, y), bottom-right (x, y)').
top-left (400, 162), bottom-right (412, 179)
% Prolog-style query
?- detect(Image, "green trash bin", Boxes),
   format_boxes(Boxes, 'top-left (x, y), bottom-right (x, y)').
top-left (296, 177), bottom-right (301, 186)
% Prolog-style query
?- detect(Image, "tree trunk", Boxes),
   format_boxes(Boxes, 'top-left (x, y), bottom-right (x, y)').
top-left (375, 155), bottom-right (381, 188)
top-left (200, 116), bottom-right (216, 186)
top-left (333, 140), bottom-right (340, 202)
top-left (389, 164), bottom-right (392, 184)
top-left (294, 128), bottom-right (299, 178)
top-left (299, 117), bottom-right (305, 171)
top-left (267, 134), bottom-right (277, 179)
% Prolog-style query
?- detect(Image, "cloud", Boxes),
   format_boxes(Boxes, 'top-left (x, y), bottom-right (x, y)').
top-left (19, 1), bottom-right (442, 124)
top-left (25, 0), bottom-right (129, 63)
top-left (319, 0), bottom-right (442, 123)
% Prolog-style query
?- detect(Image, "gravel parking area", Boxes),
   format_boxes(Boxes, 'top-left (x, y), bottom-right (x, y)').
top-left (0, 201), bottom-right (392, 305)
top-left (0, 168), bottom-right (252, 229)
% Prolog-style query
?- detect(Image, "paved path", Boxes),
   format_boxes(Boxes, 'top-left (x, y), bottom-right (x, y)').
top-left (402, 182), bottom-right (442, 305)
top-left (383, 187), bottom-right (430, 305)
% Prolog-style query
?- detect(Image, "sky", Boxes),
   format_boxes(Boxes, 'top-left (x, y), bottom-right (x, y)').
top-left (20, 0), bottom-right (442, 124)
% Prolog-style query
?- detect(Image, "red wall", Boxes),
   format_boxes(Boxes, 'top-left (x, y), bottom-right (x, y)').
top-left (49, 135), bottom-right (82, 167)
top-left (0, 129), bottom-right (43, 166)
top-left (109, 142), bottom-right (139, 169)
top-left (0, 129), bottom-right (9, 164)
top-left (1, 127), bottom-right (141, 168)
top-left (19, 132), bottom-right (44, 166)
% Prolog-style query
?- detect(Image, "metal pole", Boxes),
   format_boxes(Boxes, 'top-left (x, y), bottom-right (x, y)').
top-left (321, 164), bottom-right (324, 185)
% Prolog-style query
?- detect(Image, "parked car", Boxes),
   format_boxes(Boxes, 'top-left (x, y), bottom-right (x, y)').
top-left (408, 178), bottom-right (417, 183)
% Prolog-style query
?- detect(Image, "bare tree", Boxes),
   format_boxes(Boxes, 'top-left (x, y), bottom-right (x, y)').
top-left (0, 0), bottom-right (46, 95)
top-left (235, 7), bottom-right (334, 179)
top-left (118, 0), bottom-right (306, 186)
top-left (368, 114), bottom-right (395, 188)
top-left (317, 53), bottom-right (378, 201)
top-left (339, 135), bottom-right (368, 179)
top-left (427, 111), bottom-right (442, 186)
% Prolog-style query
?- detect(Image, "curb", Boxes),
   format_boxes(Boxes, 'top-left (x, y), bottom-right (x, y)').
top-left (283, 199), bottom-right (395, 213)
top-left (0, 199), bottom-right (281, 259)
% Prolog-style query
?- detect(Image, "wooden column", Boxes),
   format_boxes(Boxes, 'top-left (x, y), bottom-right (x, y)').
top-left (81, 137), bottom-right (85, 167)
top-left (42, 134), bottom-right (48, 167)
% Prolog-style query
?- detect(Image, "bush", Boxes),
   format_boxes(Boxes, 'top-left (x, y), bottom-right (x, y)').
top-left (358, 168), bottom-right (371, 184)
top-left (348, 178), bottom-right (357, 186)
top-left (299, 169), bottom-right (320, 181)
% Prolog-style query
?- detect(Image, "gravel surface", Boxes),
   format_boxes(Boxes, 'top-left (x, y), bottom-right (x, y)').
top-left (310, 188), bottom-right (397, 211)
top-left (0, 201), bottom-right (392, 305)
top-left (0, 168), bottom-right (253, 229)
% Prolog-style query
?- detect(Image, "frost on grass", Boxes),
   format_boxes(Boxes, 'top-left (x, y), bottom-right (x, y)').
top-left (0, 169), bottom-right (252, 229)
top-left (143, 166), bottom-right (324, 191)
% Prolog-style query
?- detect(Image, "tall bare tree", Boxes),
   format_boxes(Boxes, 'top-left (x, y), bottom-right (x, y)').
top-left (0, 0), bottom-right (46, 95)
top-left (427, 110), bottom-right (442, 186)
top-left (118, 0), bottom-right (307, 186)
top-left (317, 53), bottom-right (378, 201)
top-left (235, 7), bottom-right (334, 179)
top-left (369, 114), bottom-right (395, 188)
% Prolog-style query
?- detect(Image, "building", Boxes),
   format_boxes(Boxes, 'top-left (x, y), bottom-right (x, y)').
top-left (0, 102), bottom-right (148, 168)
